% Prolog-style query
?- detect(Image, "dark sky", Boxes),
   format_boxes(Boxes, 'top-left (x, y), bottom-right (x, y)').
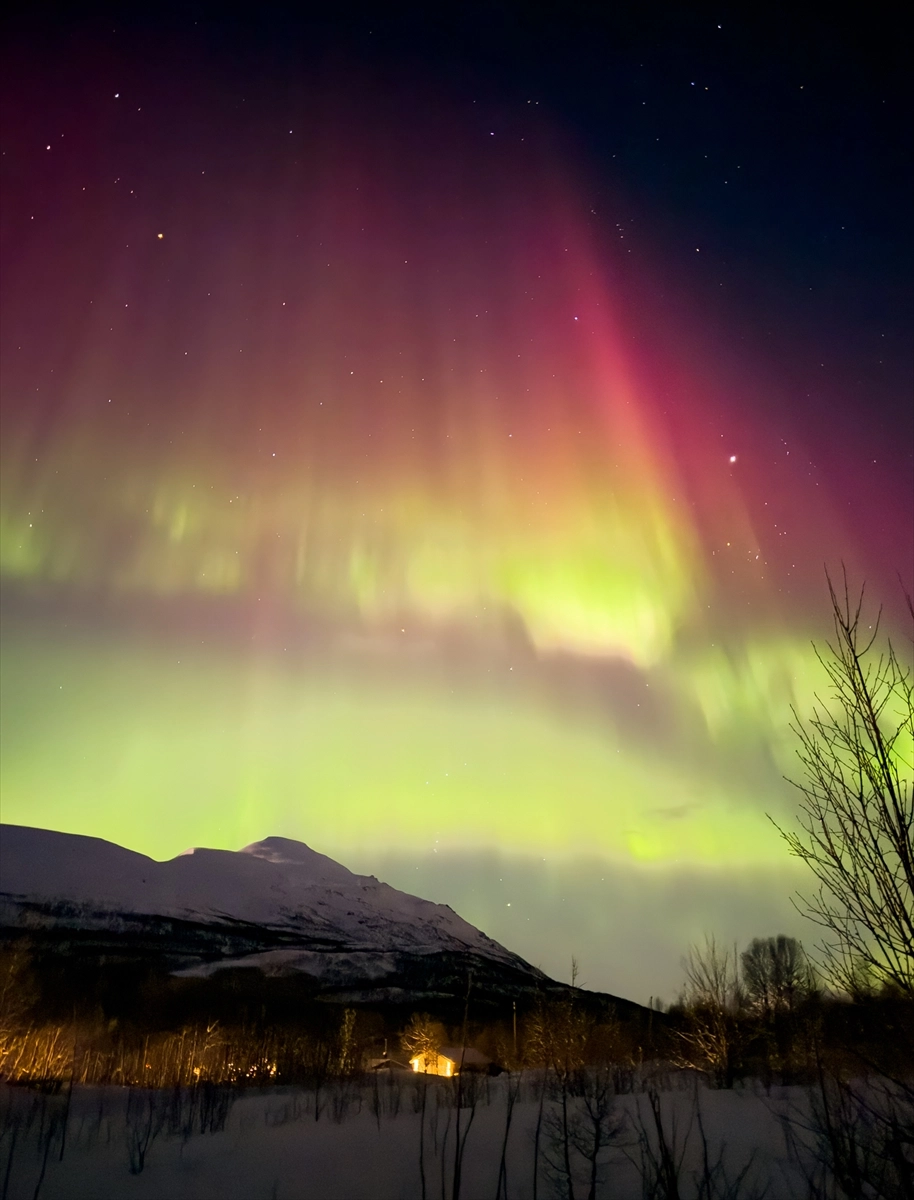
top-left (4, 2), bottom-right (911, 498)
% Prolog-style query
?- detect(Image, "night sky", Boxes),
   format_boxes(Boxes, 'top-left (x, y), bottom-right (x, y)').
top-left (1, 3), bottom-right (911, 1003)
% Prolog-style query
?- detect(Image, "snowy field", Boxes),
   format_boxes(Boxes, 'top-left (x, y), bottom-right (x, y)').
top-left (0, 1071), bottom-right (832, 1200)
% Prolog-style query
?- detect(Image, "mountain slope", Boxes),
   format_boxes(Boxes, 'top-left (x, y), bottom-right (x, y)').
top-left (0, 825), bottom-right (548, 1001)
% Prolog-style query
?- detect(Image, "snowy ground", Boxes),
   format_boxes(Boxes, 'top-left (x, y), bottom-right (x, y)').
top-left (0, 1072), bottom-right (822, 1199)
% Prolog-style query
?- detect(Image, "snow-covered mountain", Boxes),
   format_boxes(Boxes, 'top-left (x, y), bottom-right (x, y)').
top-left (0, 825), bottom-right (547, 1001)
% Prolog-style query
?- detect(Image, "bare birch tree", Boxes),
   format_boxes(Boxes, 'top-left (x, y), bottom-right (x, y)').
top-left (676, 935), bottom-right (743, 1087)
top-left (773, 572), bottom-right (914, 998)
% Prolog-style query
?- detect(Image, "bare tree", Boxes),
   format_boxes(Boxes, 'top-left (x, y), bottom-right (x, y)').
top-left (0, 939), bottom-right (37, 1041)
top-left (771, 574), bottom-right (914, 1197)
top-left (525, 968), bottom-right (592, 1200)
top-left (336, 1008), bottom-right (361, 1076)
top-left (401, 1014), bottom-right (446, 1072)
top-left (740, 936), bottom-right (814, 1017)
top-left (682, 936), bottom-right (742, 1013)
top-left (676, 936), bottom-right (743, 1088)
top-left (570, 1066), bottom-right (624, 1200)
top-left (772, 572), bottom-right (914, 998)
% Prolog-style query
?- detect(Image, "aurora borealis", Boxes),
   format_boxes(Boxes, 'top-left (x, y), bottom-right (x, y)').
top-left (1, 7), bottom-right (911, 1001)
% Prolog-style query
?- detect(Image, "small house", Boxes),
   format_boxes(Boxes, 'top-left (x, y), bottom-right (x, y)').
top-left (368, 1055), bottom-right (412, 1072)
top-left (409, 1046), bottom-right (491, 1077)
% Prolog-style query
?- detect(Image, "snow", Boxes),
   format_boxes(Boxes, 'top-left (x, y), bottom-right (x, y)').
top-left (0, 1074), bottom-right (820, 1200)
top-left (0, 824), bottom-right (527, 967)
top-left (237, 836), bottom-right (355, 880)
top-left (173, 948), bottom-right (403, 984)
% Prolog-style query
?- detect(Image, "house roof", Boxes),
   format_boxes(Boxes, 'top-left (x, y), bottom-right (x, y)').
top-left (435, 1046), bottom-right (490, 1066)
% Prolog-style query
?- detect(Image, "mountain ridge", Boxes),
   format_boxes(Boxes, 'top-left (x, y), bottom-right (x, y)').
top-left (0, 824), bottom-right (650, 1021)
top-left (0, 824), bottom-right (551, 1003)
